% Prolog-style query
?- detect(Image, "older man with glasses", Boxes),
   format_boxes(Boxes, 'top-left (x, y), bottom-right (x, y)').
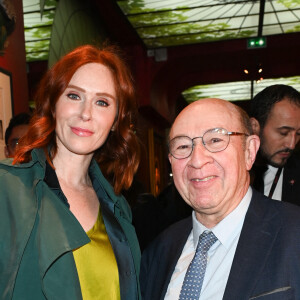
top-left (140, 98), bottom-right (300, 300)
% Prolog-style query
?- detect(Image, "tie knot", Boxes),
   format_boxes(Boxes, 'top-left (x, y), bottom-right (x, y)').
top-left (196, 231), bottom-right (217, 254)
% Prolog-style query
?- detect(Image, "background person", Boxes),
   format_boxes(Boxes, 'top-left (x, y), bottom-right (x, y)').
top-left (141, 98), bottom-right (300, 300)
top-left (250, 84), bottom-right (300, 204)
top-left (0, 44), bottom-right (141, 300)
top-left (4, 112), bottom-right (30, 158)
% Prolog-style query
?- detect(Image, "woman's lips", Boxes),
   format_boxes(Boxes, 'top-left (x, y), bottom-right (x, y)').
top-left (71, 127), bottom-right (94, 137)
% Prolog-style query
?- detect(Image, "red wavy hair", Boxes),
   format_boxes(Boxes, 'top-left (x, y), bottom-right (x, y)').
top-left (14, 44), bottom-right (140, 194)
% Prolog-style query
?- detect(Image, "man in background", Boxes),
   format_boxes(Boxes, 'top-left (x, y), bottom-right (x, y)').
top-left (250, 84), bottom-right (300, 204)
top-left (141, 98), bottom-right (300, 300)
top-left (4, 112), bottom-right (30, 158)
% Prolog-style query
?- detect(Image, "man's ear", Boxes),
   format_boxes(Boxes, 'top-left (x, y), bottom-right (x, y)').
top-left (245, 135), bottom-right (260, 171)
top-left (4, 146), bottom-right (10, 158)
top-left (168, 153), bottom-right (172, 164)
top-left (250, 117), bottom-right (260, 135)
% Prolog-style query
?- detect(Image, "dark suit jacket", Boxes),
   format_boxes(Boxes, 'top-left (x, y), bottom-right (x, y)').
top-left (252, 154), bottom-right (300, 205)
top-left (140, 189), bottom-right (300, 300)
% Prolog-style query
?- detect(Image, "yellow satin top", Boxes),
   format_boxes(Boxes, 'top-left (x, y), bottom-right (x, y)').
top-left (73, 208), bottom-right (120, 300)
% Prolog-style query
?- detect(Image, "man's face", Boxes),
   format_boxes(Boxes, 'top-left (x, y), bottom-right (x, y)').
top-left (259, 99), bottom-right (300, 167)
top-left (169, 99), bottom-right (258, 227)
top-left (5, 124), bottom-right (29, 158)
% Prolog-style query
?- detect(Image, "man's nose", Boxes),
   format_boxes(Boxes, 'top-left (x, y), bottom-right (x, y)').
top-left (189, 141), bottom-right (213, 168)
top-left (285, 133), bottom-right (298, 150)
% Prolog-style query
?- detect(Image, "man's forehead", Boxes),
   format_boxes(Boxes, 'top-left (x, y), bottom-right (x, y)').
top-left (9, 124), bottom-right (29, 140)
top-left (268, 99), bottom-right (300, 125)
top-left (170, 100), bottom-right (238, 137)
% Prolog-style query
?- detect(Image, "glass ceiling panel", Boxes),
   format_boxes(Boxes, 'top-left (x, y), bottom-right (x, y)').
top-left (23, 0), bottom-right (57, 62)
top-left (182, 75), bottom-right (300, 103)
top-left (117, 0), bottom-right (300, 48)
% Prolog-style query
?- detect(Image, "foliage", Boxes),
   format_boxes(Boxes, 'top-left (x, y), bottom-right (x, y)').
top-left (117, 0), bottom-right (300, 48)
top-left (182, 76), bottom-right (300, 103)
top-left (286, 24), bottom-right (300, 33)
top-left (277, 0), bottom-right (300, 8)
top-left (117, 0), bottom-right (146, 14)
top-left (0, 1), bottom-right (15, 55)
top-left (118, 1), bottom-right (257, 47)
top-left (24, 0), bottom-right (57, 61)
top-left (143, 24), bottom-right (255, 48)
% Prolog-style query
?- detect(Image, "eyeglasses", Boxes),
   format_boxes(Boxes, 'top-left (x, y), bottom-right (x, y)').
top-left (168, 127), bottom-right (249, 159)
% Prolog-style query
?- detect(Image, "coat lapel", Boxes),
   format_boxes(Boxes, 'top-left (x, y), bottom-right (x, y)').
top-left (140, 217), bottom-right (192, 300)
top-left (159, 217), bottom-right (192, 299)
top-left (37, 181), bottom-right (89, 299)
top-left (223, 190), bottom-right (282, 300)
top-left (282, 155), bottom-right (300, 205)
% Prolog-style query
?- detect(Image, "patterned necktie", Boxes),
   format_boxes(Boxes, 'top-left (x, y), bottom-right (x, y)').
top-left (179, 231), bottom-right (218, 300)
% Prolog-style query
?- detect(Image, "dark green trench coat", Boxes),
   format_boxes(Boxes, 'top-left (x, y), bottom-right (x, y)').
top-left (0, 149), bottom-right (141, 300)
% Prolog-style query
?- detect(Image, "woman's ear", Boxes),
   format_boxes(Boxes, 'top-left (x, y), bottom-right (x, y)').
top-left (245, 135), bottom-right (260, 171)
top-left (250, 117), bottom-right (260, 135)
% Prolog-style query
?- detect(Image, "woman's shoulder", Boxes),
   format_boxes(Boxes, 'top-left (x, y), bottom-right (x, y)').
top-left (0, 157), bottom-right (43, 186)
top-left (0, 157), bottom-right (14, 167)
top-left (0, 158), bottom-right (21, 177)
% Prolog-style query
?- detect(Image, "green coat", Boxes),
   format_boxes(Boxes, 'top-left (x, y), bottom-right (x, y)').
top-left (0, 149), bottom-right (141, 299)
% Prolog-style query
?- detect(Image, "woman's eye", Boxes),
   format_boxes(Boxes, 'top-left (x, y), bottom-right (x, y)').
top-left (96, 99), bottom-right (109, 107)
top-left (67, 93), bottom-right (80, 100)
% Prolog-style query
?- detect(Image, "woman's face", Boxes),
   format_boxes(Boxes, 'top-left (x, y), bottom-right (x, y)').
top-left (55, 62), bottom-right (117, 157)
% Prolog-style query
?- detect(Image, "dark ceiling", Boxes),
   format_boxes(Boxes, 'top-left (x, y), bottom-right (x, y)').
top-left (23, 0), bottom-right (300, 104)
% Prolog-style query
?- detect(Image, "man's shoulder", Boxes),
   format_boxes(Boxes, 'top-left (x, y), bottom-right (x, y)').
top-left (286, 153), bottom-right (300, 168)
top-left (251, 189), bottom-right (300, 228)
top-left (277, 201), bottom-right (300, 229)
top-left (258, 196), bottom-right (300, 250)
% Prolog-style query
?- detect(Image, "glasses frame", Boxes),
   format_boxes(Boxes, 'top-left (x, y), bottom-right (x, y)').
top-left (168, 127), bottom-right (249, 160)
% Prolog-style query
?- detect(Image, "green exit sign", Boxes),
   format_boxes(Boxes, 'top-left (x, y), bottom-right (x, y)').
top-left (247, 37), bottom-right (267, 49)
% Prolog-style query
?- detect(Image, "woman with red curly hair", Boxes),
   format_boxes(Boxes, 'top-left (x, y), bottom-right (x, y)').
top-left (0, 45), bottom-right (141, 299)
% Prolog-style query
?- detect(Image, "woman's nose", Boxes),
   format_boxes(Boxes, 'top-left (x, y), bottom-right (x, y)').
top-left (80, 101), bottom-right (92, 121)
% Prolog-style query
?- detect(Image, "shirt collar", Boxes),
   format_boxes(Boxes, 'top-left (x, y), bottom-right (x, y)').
top-left (192, 187), bottom-right (252, 249)
top-left (267, 164), bottom-right (283, 174)
top-left (43, 159), bottom-right (111, 209)
top-left (44, 160), bottom-right (59, 189)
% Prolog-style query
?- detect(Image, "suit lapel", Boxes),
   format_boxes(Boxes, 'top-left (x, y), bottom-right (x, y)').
top-left (159, 218), bottom-right (192, 300)
top-left (282, 156), bottom-right (300, 205)
top-left (223, 190), bottom-right (282, 300)
top-left (251, 164), bottom-right (267, 193)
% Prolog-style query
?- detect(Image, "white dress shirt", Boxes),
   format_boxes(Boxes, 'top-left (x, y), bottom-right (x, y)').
top-left (263, 165), bottom-right (283, 201)
top-left (164, 188), bottom-right (252, 300)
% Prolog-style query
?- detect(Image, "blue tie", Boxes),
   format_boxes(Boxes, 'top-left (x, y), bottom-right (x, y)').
top-left (179, 231), bottom-right (217, 300)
